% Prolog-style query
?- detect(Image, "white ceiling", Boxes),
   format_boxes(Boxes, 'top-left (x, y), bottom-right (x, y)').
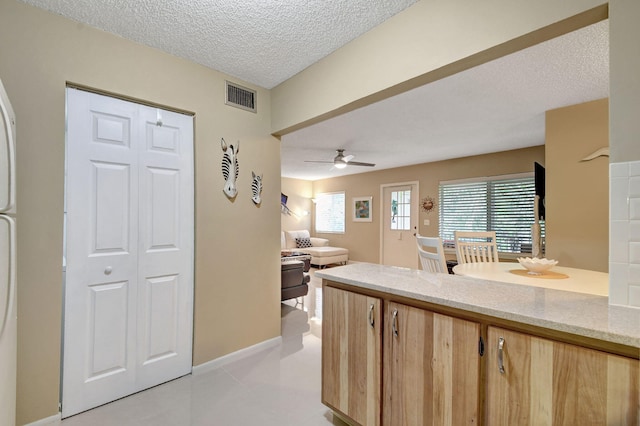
top-left (20, 1), bottom-right (608, 182)
top-left (19, 0), bottom-right (417, 89)
top-left (282, 20), bottom-right (609, 180)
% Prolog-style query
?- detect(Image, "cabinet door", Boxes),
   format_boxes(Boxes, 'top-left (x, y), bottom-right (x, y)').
top-left (383, 302), bottom-right (480, 425)
top-left (486, 326), bottom-right (639, 425)
top-left (322, 286), bottom-right (382, 426)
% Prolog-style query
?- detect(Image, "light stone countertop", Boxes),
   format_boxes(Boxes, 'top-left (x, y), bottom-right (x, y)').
top-left (316, 262), bottom-right (640, 349)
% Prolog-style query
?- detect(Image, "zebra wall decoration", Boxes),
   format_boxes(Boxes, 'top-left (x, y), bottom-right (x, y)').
top-left (251, 172), bottom-right (263, 205)
top-left (221, 138), bottom-right (239, 199)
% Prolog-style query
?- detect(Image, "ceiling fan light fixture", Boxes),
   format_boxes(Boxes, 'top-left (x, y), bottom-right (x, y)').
top-left (304, 149), bottom-right (374, 169)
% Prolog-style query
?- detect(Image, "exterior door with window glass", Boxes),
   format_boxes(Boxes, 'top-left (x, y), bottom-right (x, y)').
top-left (381, 183), bottom-right (418, 268)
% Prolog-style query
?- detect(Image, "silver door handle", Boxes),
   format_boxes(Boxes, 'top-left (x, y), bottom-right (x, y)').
top-left (368, 304), bottom-right (375, 328)
top-left (498, 337), bottom-right (506, 374)
top-left (392, 309), bottom-right (399, 337)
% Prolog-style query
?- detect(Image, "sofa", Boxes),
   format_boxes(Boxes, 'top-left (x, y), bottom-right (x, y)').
top-left (281, 260), bottom-right (310, 301)
top-left (281, 230), bottom-right (349, 268)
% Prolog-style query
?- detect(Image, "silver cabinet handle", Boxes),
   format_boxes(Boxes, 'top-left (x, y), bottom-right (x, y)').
top-left (498, 337), bottom-right (506, 374)
top-left (392, 309), bottom-right (399, 337)
top-left (104, 266), bottom-right (113, 275)
top-left (368, 304), bottom-right (375, 328)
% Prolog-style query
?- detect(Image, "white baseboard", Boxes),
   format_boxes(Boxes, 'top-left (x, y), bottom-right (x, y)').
top-left (192, 336), bottom-right (282, 375)
top-left (24, 413), bottom-right (62, 425)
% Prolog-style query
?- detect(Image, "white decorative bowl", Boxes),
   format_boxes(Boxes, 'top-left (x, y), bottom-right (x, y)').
top-left (517, 257), bottom-right (558, 275)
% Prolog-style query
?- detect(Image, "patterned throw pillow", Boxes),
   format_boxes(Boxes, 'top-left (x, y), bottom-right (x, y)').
top-left (295, 237), bottom-right (313, 248)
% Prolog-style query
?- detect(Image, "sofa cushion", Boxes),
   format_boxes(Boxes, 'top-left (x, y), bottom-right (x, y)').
top-left (302, 246), bottom-right (349, 267)
top-left (281, 260), bottom-right (309, 301)
top-left (310, 237), bottom-right (329, 247)
top-left (304, 246), bottom-right (349, 257)
top-left (284, 230), bottom-right (311, 249)
top-left (295, 237), bottom-right (313, 248)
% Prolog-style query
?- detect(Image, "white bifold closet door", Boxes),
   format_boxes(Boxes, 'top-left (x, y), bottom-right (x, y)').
top-left (62, 88), bottom-right (194, 418)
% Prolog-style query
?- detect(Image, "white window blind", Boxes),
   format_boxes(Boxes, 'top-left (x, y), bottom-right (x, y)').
top-left (439, 175), bottom-right (540, 253)
top-left (315, 192), bottom-right (345, 234)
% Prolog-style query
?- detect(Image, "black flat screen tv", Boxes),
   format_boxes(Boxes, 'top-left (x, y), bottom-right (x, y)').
top-left (534, 162), bottom-right (545, 220)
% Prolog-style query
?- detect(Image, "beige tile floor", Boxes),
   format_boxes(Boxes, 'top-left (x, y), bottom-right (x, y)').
top-left (57, 269), bottom-right (346, 426)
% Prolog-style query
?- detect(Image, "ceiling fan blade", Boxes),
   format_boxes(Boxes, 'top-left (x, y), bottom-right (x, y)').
top-left (304, 150), bottom-right (374, 168)
top-left (347, 161), bottom-right (376, 167)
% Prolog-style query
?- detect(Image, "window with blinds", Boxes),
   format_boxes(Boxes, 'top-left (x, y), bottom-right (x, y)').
top-left (315, 191), bottom-right (345, 234)
top-left (439, 174), bottom-right (541, 253)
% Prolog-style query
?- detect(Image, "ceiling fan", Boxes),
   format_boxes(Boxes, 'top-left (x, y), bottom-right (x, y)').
top-left (304, 149), bottom-right (376, 169)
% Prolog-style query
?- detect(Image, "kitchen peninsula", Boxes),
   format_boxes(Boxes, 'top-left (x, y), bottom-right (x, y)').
top-left (316, 263), bottom-right (639, 426)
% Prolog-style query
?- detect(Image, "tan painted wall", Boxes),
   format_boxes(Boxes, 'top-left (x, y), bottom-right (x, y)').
top-left (0, 1), bottom-right (281, 423)
top-left (2, 0), bottom-right (637, 422)
top-left (610, 0), bottom-right (640, 162)
top-left (608, 0), bottom-right (640, 306)
top-left (280, 178), bottom-right (313, 232)
top-left (545, 99), bottom-right (609, 271)
top-left (309, 147), bottom-right (544, 264)
top-left (271, 0), bottom-right (606, 134)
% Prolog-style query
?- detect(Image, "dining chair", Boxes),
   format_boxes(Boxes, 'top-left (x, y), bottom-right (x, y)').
top-left (454, 231), bottom-right (499, 264)
top-left (416, 235), bottom-right (448, 273)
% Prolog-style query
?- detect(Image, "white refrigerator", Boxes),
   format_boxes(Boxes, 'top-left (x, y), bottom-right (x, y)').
top-left (0, 77), bottom-right (17, 426)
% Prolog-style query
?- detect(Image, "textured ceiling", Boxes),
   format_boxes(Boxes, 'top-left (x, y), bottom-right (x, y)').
top-left (20, 0), bottom-right (608, 182)
top-left (281, 20), bottom-right (609, 180)
top-left (20, 0), bottom-right (418, 89)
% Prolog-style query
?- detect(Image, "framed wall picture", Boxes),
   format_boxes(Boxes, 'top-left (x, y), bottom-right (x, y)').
top-left (353, 196), bottom-right (373, 222)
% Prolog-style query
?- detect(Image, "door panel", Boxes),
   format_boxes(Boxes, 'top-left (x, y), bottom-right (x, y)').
top-left (136, 105), bottom-right (194, 389)
top-left (382, 184), bottom-right (418, 268)
top-left (93, 112), bottom-right (130, 147)
top-left (146, 121), bottom-right (179, 153)
top-left (140, 274), bottom-right (178, 364)
top-left (145, 167), bottom-right (179, 250)
top-left (86, 281), bottom-right (129, 381)
top-left (486, 326), bottom-right (639, 425)
top-left (322, 286), bottom-right (381, 426)
top-left (0, 81), bottom-right (16, 214)
top-left (384, 302), bottom-right (480, 426)
top-left (64, 89), bottom-right (139, 417)
top-left (63, 88), bottom-right (194, 417)
top-left (0, 215), bottom-right (15, 340)
top-left (0, 215), bottom-right (16, 426)
top-left (91, 161), bottom-right (131, 253)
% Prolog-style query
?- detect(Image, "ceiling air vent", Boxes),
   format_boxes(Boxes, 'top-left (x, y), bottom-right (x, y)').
top-left (225, 81), bottom-right (256, 113)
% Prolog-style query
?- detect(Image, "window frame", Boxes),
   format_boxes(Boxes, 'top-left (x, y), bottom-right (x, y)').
top-left (389, 188), bottom-right (412, 231)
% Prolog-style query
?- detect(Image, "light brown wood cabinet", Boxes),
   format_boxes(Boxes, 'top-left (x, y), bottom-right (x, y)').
top-left (486, 326), bottom-right (640, 426)
top-left (322, 283), bottom-right (639, 425)
top-left (383, 302), bottom-right (481, 425)
top-left (322, 286), bottom-right (481, 426)
top-left (322, 286), bottom-right (382, 426)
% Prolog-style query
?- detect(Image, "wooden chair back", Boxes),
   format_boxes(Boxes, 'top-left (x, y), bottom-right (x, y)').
top-left (454, 231), bottom-right (499, 264)
top-left (416, 235), bottom-right (448, 273)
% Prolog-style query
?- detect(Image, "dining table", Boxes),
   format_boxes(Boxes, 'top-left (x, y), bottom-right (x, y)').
top-left (452, 261), bottom-right (609, 297)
